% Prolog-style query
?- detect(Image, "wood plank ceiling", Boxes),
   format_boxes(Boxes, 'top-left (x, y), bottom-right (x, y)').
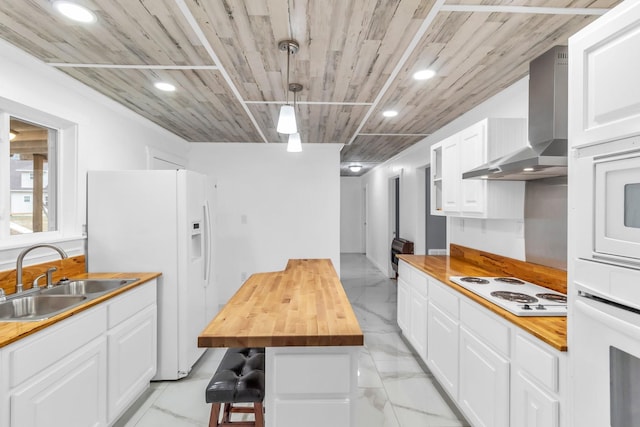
top-left (0, 0), bottom-right (622, 175)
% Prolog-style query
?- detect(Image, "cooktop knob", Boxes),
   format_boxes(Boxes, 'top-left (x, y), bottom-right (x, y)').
top-left (536, 304), bottom-right (546, 310)
top-left (523, 304), bottom-right (532, 310)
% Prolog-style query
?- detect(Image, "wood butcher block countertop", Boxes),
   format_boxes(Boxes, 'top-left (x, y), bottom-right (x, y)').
top-left (198, 259), bottom-right (364, 348)
top-left (0, 272), bottom-right (161, 348)
top-left (398, 252), bottom-right (567, 351)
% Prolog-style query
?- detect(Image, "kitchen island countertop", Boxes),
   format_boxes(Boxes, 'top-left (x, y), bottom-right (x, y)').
top-left (398, 253), bottom-right (567, 351)
top-left (198, 258), bottom-right (364, 348)
top-left (0, 272), bottom-right (161, 348)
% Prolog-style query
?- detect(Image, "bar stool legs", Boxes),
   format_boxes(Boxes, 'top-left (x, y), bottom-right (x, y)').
top-left (208, 402), bottom-right (264, 427)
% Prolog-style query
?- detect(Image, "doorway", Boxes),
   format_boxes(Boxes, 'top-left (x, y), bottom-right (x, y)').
top-left (388, 176), bottom-right (400, 276)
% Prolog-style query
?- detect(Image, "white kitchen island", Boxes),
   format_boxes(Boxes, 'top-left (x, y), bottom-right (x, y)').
top-left (198, 259), bottom-right (364, 427)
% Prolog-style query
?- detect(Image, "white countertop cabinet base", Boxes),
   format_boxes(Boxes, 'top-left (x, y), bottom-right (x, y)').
top-left (265, 346), bottom-right (359, 427)
top-left (0, 280), bottom-right (157, 427)
top-left (397, 261), bottom-right (567, 427)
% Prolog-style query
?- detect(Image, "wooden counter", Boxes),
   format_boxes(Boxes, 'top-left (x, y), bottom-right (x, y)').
top-left (0, 272), bottom-right (161, 348)
top-left (198, 258), bottom-right (364, 348)
top-left (398, 253), bottom-right (567, 351)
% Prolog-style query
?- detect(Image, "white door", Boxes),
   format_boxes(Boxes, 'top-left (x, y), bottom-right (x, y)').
top-left (427, 301), bottom-right (459, 399)
top-left (594, 153), bottom-right (640, 261)
top-left (459, 326), bottom-right (510, 427)
top-left (178, 170), bottom-right (208, 375)
top-left (511, 371), bottom-right (559, 427)
top-left (11, 339), bottom-right (107, 427)
top-left (459, 122), bottom-right (486, 214)
top-left (396, 278), bottom-right (410, 334)
top-left (442, 135), bottom-right (460, 212)
top-left (573, 294), bottom-right (640, 427)
top-left (569, 0), bottom-right (640, 147)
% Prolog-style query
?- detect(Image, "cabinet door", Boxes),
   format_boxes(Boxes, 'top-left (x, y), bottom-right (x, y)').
top-left (459, 326), bottom-right (510, 427)
top-left (396, 278), bottom-right (410, 334)
top-left (442, 135), bottom-right (460, 212)
top-left (409, 286), bottom-right (428, 361)
top-left (430, 143), bottom-right (445, 216)
top-left (11, 338), bottom-right (107, 427)
top-left (459, 122), bottom-right (487, 214)
top-left (427, 302), bottom-right (459, 399)
top-left (512, 371), bottom-right (559, 427)
top-left (108, 305), bottom-right (157, 422)
top-left (569, 0), bottom-right (640, 147)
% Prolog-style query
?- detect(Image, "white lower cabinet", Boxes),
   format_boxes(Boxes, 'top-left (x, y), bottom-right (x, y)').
top-left (11, 337), bottom-right (107, 427)
top-left (409, 284), bottom-right (428, 359)
top-left (107, 304), bottom-right (157, 421)
top-left (0, 280), bottom-right (157, 427)
top-left (427, 301), bottom-right (458, 398)
top-left (459, 326), bottom-right (510, 427)
top-left (396, 261), bottom-right (428, 363)
top-left (512, 371), bottom-right (559, 427)
top-left (396, 264), bottom-right (566, 427)
top-left (396, 277), bottom-right (410, 335)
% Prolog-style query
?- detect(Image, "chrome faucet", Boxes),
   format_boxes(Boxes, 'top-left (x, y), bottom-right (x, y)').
top-left (32, 267), bottom-right (58, 290)
top-left (16, 244), bottom-right (68, 293)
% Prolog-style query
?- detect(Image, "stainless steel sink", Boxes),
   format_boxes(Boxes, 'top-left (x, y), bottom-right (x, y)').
top-left (40, 279), bottom-right (138, 296)
top-left (0, 295), bottom-right (87, 321)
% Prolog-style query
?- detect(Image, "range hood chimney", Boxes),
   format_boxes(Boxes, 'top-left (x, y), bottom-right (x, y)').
top-left (463, 45), bottom-right (568, 180)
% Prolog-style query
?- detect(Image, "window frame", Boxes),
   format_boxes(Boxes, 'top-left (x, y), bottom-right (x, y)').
top-left (0, 100), bottom-right (80, 249)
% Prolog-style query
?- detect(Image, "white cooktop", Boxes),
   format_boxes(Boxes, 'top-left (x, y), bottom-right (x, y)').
top-left (449, 276), bottom-right (567, 317)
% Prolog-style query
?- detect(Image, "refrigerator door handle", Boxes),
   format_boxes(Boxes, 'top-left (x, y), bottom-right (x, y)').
top-left (203, 201), bottom-right (212, 285)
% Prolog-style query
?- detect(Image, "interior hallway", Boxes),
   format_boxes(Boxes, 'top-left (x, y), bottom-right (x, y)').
top-left (115, 253), bottom-right (469, 427)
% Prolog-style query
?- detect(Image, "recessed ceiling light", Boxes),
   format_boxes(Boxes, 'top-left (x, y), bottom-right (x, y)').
top-left (523, 167), bottom-right (535, 172)
top-left (382, 110), bottom-right (398, 118)
top-left (349, 165), bottom-right (362, 172)
top-left (154, 82), bottom-right (176, 92)
top-left (413, 69), bottom-right (436, 80)
top-left (52, 1), bottom-right (97, 23)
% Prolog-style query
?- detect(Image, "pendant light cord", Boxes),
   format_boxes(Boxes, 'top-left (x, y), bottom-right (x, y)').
top-left (286, 46), bottom-right (290, 105)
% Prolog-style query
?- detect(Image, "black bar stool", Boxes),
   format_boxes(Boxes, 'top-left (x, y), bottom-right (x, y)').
top-left (205, 348), bottom-right (265, 427)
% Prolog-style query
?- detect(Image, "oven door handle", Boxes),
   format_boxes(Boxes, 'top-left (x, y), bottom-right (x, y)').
top-left (576, 295), bottom-right (640, 337)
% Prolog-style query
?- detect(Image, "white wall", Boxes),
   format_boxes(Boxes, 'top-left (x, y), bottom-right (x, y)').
top-left (0, 38), bottom-right (189, 269)
top-left (189, 143), bottom-right (341, 304)
top-left (340, 177), bottom-right (364, 253)
top-left (359, 77), bottom-right (530, 276)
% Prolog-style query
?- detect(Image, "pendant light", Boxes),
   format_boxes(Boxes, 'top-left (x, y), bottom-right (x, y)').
top-left (287, 133), bottom-right (302, 152)
top-left (277, 40), bottom-right (299, 134)
top-left (286, 83), bottom-right (303, 152)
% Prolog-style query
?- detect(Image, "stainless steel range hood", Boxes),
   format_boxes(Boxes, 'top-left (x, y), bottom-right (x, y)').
top-left (463, 45), bottom-right (568, 181)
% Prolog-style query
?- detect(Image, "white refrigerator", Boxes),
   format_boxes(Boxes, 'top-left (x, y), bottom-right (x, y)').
top-left (87, 170), bottom-right (214, 380)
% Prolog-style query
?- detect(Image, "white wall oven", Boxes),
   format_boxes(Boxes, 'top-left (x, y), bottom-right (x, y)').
top-left (571, 139), bottom-right (640, 425)
top-left (575, 140), bottom-right (640, 270)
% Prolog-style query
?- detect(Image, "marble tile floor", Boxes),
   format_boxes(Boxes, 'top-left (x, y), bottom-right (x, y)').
top-left (114, 253), bottom-right (469, 427)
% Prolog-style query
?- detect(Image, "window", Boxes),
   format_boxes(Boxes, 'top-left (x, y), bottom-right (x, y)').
top-left (7, 117), bottom-right (57, 236)
top-left (1, 99), bottom-right (79, 247)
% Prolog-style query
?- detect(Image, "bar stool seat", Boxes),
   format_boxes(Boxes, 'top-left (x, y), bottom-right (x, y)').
top-left (206, 348), bottom-right (265, 427)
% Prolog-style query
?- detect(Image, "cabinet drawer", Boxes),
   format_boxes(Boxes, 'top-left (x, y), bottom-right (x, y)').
top-left (460, 300), bottom-right (510, 356)
top-left (8, 306), bottom-right (107, 388)
top-left (430, 280), bottom-right (459, 318)
top-left (514, 333), bottom-right (559, 392)
top-left (107, 281), bottom-right (156, 328)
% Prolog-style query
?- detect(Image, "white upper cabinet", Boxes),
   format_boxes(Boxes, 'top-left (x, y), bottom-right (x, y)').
top-left (459, 121), bottom-right (488, 214)
top-left (569, 0), bottom-right (640, 147)
top-left (430, 118), bottom-right (526, 219)
top-left (442, 134), bottom-right (461, 213)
